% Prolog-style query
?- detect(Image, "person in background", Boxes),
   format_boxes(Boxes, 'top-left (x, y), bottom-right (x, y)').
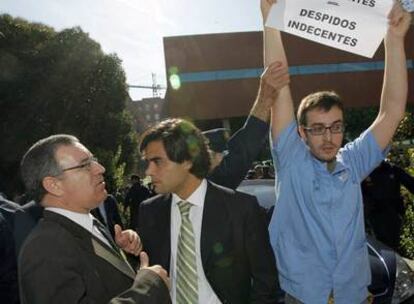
top-left (362, 159), bottom-right (414, 251)
top-left (0, 195), bottom-right (20, 304)
top-left (124, 174), bottom-right (151, 230)
top-left (202, 128), bottom-right (230, 169)
top-left (205, 55), bottom-right (289, 190)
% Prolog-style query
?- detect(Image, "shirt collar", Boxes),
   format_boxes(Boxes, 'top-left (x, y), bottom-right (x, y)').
top-left (334, 150), bottom-right (350, 174)
top-left (45, 207), bottom-right (94, 232)
top-left (172, 179), bottom-right (207, 207)
top-left (311, 152), bottom-right (348, 175)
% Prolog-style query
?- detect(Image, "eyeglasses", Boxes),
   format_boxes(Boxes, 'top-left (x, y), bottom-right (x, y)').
top-left (61, 156), bottom-right (98, 172)
top-left (303, 122), bottom-right (345, 136)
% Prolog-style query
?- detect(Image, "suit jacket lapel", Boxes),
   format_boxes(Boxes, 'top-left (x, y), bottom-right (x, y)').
top-left (91, 238), bottom-right (135, 279)
top-left (43, 210), bottom-right (135, 279)
top-left (200, 182), bottom-right (231, 269)
top-left (158, 195), bottom-right (173, 270)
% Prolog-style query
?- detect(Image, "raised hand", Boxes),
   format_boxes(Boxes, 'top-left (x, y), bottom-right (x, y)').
top-left (138, 251), bottom-right (170, 290)
top-left (114, 224), bottom-right (142, 256)
top-left (387, 2), bottom-right (412, 38)
top-left (258, 61), bottom-right (290, 105)
top-left (261, 0), bottom-right (277, 24)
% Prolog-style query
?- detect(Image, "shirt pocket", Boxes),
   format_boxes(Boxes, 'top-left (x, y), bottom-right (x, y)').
top-left (338, 180), bottom-right (362, 221)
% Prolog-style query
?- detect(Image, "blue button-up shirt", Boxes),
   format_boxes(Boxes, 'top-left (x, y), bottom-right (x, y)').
top-left (269, 121), bottom-right (386, 304)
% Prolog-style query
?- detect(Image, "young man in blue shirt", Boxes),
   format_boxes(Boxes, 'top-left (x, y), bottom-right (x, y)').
top-left (260, 0), bottom-right (412, 303)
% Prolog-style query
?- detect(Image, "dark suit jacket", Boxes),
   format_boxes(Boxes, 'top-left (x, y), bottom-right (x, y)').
top-left (13, 200), bottom-right (42, 255)
top-left (0, 197), bottom-right (21, 304)
top-left (139, 182), bottom-right (278, 304)
top-left (19, 210), bottom-right (171, 304)
top-left (208, 116), bottom-right (268, 189)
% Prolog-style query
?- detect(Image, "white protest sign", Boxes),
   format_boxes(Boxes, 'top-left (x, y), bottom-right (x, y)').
top-left (266, 0), bottom-right (394, 58)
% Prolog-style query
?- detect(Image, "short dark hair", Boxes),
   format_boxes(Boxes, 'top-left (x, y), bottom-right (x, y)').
top-left (297, 91), bottom-right (344, 126)
top-left (20, 134), bottom-right (79, 202)
top-left (140, 118), bottom-right (211, 179)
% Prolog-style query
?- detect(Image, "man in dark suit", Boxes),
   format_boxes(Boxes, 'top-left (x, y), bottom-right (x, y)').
top-left (18, 134), bottom-right (171, 304)
top-left (12, 200), bottom-right (41, 256)
top-left (362, 160), bottom-right (414, 250)
top-left (206, 62), bottom-right (289, 190)
top-left (124, 175), bottom-right (151, 230)
top-left (138, 119), bottom-right (278, 304)
top-left (0, 195), bottom-right (20, 304)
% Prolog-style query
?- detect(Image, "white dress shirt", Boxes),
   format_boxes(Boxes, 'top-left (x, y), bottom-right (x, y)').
top-left (170, 179), bottom-right (221, 304)
top-left (46, 207), bottom-right (112, 248)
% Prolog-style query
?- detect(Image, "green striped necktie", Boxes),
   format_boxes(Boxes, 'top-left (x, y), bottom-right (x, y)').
top-left (176, 201), bottom-right (198, 304)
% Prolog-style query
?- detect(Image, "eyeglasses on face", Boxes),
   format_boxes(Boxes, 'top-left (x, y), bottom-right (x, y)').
top-left (303, 122), bottom-right (345, 136)
top-left (61, 156), bottom-right (99, 172)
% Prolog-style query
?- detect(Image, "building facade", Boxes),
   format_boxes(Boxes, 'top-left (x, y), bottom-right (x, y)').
top-left (163, 29), bottom-right (414, 122)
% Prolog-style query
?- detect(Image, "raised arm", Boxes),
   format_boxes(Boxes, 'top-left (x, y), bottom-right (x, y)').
top-left (261, 0), bottom-right (295, 140)
top-left (249, 62), bottom-right (289, 123)
top-left (368, 4), bottom-right (411, 149)
top-left (208, 51), bottom-right (289, 189)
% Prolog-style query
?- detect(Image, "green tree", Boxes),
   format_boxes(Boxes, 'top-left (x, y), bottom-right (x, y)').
top-left (344, 107), bottom-right (378, 141)
top-left (0, 14), bottom-right (137, 199)
top-left (390, 112), bottom-right (414, 258)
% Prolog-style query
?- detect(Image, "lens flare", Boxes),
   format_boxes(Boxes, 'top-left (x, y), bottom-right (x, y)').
top-left (168, 66), bottom-right (181, 90)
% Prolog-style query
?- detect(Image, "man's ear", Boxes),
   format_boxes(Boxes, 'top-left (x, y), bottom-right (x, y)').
top-left (183, 160), bottom-right (193, 171)
top-left (298, 126), bottom-right (307, 142)
top-left (42, 176), bottom-right (64, 197)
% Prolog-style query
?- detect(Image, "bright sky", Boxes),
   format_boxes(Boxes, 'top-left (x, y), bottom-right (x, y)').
top-left (2, 0), bottom-right (264, 100)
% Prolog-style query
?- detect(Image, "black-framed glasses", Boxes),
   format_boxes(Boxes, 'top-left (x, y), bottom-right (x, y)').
top-left (303, 122), bottom-right (345, 136)
top-left (61, 156), bottom-right (98, 172)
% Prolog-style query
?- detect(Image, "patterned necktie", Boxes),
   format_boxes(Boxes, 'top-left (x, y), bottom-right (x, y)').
top-left (92, 218), bottom-right (120, 255)
top-left (176, 201), bottom-right (198, 304)
top-left (92, 218), bottom-right (134, 272)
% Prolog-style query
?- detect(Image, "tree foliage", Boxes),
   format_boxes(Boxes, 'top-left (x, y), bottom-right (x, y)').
top-left (345, 108), bottom-right (414, 258)
top-left (344, 107), bottom-right (378, 141)
top-left (0, 14), bottom-right (137, 198)
top-left (390, 112), bottom-right (414, 258)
